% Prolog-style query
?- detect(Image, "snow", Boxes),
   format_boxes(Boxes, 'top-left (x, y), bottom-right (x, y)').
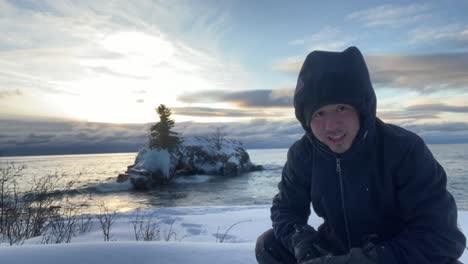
top-left (228, 155), bottom-right (240, 166)
top-left (128, 137), bottom-right (253, 183)
top-left (1, 205), bottom-right (467, 263)
top-left (132, 148), bottom-right (170, 179)
top-left (180, 136), bottom-right (248, 168)
top-left (182, 136), bottom-right (242, 157)
top-left (197, 162), bottom-right (222, 174)
top-left (0, 242), bottom-right (255, 264)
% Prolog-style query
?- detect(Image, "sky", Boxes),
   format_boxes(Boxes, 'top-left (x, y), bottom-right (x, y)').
top-left (1, 0), bottom-right (468, 155)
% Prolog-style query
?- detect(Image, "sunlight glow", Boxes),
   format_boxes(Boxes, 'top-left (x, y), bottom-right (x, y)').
top-left (51, 31), bottom-right (227, 123)
top-left (57, 77), bottom-right (178, 123)
top-left (101, 31), bottom-right (174, 64)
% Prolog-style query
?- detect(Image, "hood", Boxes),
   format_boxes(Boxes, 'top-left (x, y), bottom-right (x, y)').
top-left (293, 46), bottom-right (377, 154)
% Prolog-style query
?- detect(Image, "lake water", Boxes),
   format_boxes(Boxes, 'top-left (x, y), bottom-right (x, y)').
top-left (1, 144), bottom-right (467, 214)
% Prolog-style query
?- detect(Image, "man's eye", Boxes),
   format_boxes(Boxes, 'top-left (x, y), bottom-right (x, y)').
top-left (337, 106), bottom-right (347, 112)
top-left (313, 112), bottom-right (323, 118)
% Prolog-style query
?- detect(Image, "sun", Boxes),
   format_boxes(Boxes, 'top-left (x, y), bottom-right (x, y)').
top-left (42, 30), bottom-right (237, 124)
top-left (49, 31), bottom-right (174, 123)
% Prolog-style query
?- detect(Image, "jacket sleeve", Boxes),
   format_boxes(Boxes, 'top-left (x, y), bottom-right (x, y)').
top-left (377, 137), bottom-right (466, 264)
top-left (271, 141), bottom-right (313, 253)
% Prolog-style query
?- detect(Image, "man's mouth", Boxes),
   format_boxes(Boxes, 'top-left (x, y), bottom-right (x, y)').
top-left (327, 134), bottom-right (346, 143)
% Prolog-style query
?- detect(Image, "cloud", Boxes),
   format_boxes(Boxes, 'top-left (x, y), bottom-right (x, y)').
top-left (0, 118), bottom-right (299, 155)
top-left (378, 103), bottom-right (468, 123)
top-left (274, 52), bottom-right (468, 93)
top-left (0, 59), bottom-right (81, 96)
top-left (406, 122), bottom-right (468, 133)
top-left (0, 1), bottom-right (254, 121)
top-left (378, 110), bottom-right (439, 121)
top-left (172, 107), bottom-right (284, 118)
top-left (1, 117), bottom-right (468, 156)
top-left (410, 24), bottom-right (468, 49)
top-left (174, 119), bottom-right (304, 149)
top-left (272, 57), bottom-right (303, 74)
top-left (14, 133), bottom-right (56, 146)
top-left (366, 52), bottom-right (468, 92)
top-left (288, 26), bottom-right (355, 52)
top-left (347, 4), bottom-right (431, 28)
top-left (177, 89), bottom-right (293, 108)
top-left (406, 103), bottom-right (468, 113)
top-left (402, 122), bottom-right (468, 144)
top-left (0, 89), bottom-right (22, 99)
top-left (0, 118), bottom-right (147, 147)
top-left (133, 89), bottom-right (147, 94)
top-left (87, 66), bottom-right (149, 80)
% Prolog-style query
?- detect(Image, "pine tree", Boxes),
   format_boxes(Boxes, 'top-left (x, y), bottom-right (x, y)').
top-left (149, 104), bottom-right (180, 151)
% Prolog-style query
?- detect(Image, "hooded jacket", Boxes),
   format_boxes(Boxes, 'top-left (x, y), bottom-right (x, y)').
top-left (271, 47), bottom-right (466, 263)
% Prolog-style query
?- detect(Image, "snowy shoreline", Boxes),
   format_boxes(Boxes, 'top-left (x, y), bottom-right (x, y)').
top-left (1, 205), bottom-right (467, 263)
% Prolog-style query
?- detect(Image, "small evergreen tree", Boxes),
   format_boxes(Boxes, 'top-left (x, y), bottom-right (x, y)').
top-left (149, 104), bottom-right (180, 151)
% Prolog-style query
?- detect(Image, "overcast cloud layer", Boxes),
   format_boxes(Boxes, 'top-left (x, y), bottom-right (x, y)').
top-left (1, 118), bottom-right (467, 157)
top-left (275, 52), bottom-right (468, 93)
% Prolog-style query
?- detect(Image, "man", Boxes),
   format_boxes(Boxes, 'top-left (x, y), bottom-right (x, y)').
top-left (255, 47), bottom-right (466, 264)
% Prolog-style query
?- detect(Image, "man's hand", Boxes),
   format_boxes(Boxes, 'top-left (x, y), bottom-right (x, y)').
top-left (291, 225), bottom-right (328, 263)
top-left (302, 247), bottom-right (377, 264)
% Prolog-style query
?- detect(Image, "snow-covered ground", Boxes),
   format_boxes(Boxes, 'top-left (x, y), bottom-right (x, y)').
top-left (1, 205), bottom-right (467, 264)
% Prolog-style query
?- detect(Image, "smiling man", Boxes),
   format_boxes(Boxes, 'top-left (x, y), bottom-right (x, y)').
top-left (255, 47), bottom-right (466, 264)
top-left (308, 104), bottom-right (360, 154)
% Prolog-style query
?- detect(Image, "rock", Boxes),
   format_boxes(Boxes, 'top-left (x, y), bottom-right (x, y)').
top-left (222, 162), bottom-right (238, 176)
top-left (252, 164), bottom-right (264, 171)
top-left (118, 136), bottom-right (263, 189)
top-left (130, 175), bottom-right (148, 190)
top-left (117, 173), bottom-right (128, 182)
top-left (175, 136), bottom-right (260, 176)
top-left (129, 169), bottom-right (169, 189)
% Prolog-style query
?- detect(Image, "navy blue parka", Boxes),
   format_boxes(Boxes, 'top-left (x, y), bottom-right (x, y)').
top-left (271, 47), bottom-right (466, 263)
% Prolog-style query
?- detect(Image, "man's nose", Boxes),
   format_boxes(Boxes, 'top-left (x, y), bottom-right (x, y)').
top-left (324, 114), bottom-right (341, 130)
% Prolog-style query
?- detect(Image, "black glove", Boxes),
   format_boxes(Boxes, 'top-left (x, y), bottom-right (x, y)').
top-left (302, 246), bottom-right (378, 264)
top-left (291, 225), bottom-right (329, 263)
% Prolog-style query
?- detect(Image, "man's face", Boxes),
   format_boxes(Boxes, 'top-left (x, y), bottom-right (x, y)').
top-left (309, 104), bottom-right (360, 154)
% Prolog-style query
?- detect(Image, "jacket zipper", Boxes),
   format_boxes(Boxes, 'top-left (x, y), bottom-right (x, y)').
top-left (336, 158), bottom-right (352, 252)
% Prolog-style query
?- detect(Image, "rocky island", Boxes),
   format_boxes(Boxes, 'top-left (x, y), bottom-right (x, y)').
top-left (117, 136), bottom-right (263, 190)
top-left (117, 104), bottom-right (263, 190)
